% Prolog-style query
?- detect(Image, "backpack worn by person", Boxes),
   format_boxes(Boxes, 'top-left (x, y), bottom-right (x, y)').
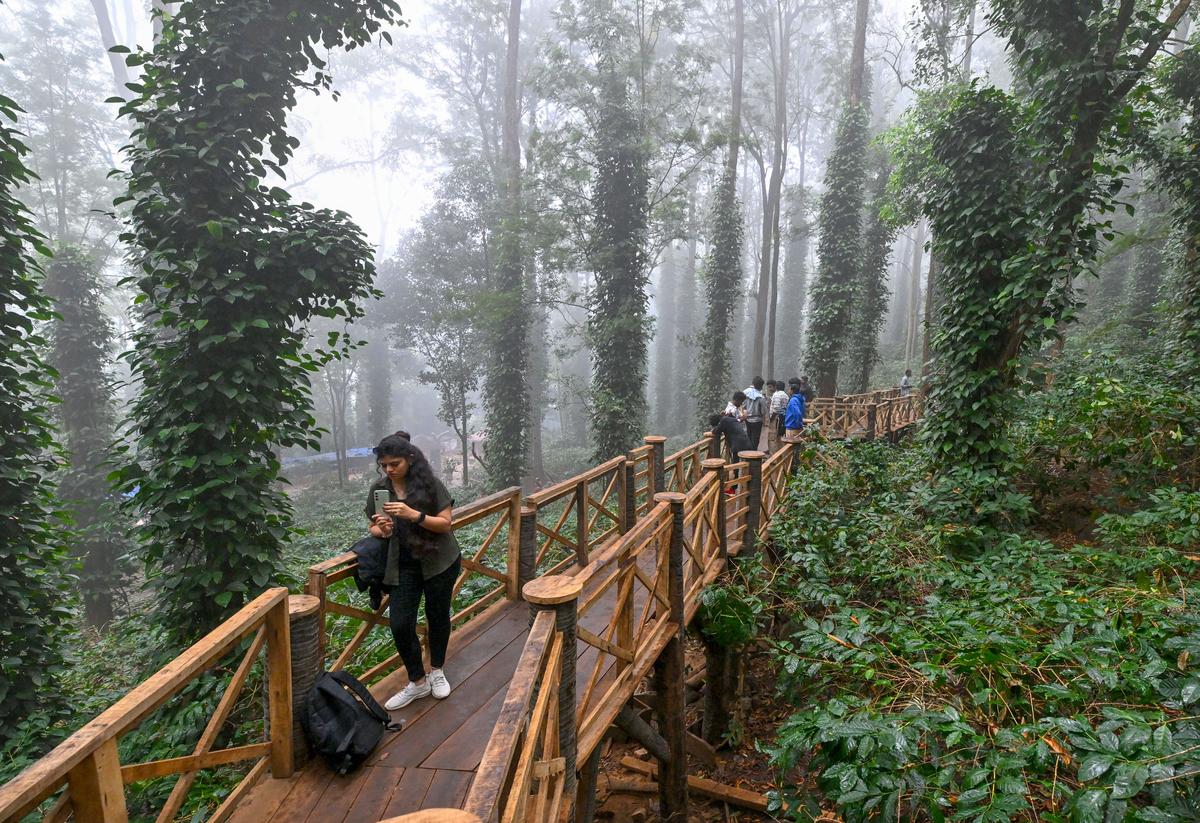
top-left (302, 670), bottom-right (403, 775)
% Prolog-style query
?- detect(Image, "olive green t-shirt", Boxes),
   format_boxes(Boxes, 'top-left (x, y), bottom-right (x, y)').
top-left (364, 477), bottom-right (461, 583)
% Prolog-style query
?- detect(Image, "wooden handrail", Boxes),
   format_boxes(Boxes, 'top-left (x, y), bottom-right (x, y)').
top-left (0, 588), bottom-right (292, 822)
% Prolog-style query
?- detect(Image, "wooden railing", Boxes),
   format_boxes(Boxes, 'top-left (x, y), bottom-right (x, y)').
top-left (526, 455), bottom-right (626, 575)
top-left (662, 434), bottom-right (714, 494)
top-left (0, 588), bottom-right (296, 823)
top-left (305, 487), bottom-right (522, 683)
top-left (467, 441), bottom-right (804, 822)
top-left (463, 609), bottom-right (565, 823)
top-left (806, 388), bottom-right (920, 439)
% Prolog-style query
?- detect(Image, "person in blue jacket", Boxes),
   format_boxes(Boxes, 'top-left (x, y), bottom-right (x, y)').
top-left (784, 380), bottom-right (806, 439)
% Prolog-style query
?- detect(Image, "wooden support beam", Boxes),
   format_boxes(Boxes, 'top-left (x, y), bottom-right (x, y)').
top-left (615, 706), bottom-right (669, 764)
top-left (576, 743), bottom-right (603, 823)
top-left (652, 493), bottom-right (689, 822)
top-left (618, 757), bottom-right (770, 814)
top-left (67, 738), bottom-right (127, 823)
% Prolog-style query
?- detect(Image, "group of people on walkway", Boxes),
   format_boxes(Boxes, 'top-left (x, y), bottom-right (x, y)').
top-left (709, 375), bottom-right (815, 458)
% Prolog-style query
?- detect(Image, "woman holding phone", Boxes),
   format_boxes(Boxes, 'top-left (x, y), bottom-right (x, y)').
top-left (365, 432), bottom-right (461, 710)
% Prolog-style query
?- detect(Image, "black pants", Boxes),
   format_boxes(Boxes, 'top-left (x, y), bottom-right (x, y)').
top-left (389, 556), bottom-right (460, 682)
top-left (746, 420), bottom-right (763, 451)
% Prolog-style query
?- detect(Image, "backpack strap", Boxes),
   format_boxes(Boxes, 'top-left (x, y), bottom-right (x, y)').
top-left (328, 670), bottom-right (403, 730)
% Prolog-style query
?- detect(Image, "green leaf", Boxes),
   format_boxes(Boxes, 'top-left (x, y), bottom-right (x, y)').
top-left (1078, 755), bottom-right (1115, 782)
top-left (205, 220), bottom-right (223, 239)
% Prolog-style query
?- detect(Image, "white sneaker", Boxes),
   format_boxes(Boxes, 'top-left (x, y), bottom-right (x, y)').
top-left (385, 679), bottom-right (431, 710)
top-left (428, 669), bottom-right (451, 699)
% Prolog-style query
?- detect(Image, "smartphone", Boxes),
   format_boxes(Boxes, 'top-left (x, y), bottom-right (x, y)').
top-left (373, 488), bottom-right (392, 517)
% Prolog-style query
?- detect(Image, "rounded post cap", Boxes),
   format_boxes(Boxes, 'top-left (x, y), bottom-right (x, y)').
top-left (737, 450), bottom-right (766, 461)
top-left (653, 492), bottom-right (687, 505)
top-left (288, 594), bottom-right (321, 618)
top-left (520, 504), bottom-right (537, 516)
top-left (380, 812), bottom-right (482, 823)
top-left (700, 458), bottom-right (726, 470)
top-left (523, 574), bottom-right (584, 605)
top-left (643, 435), bottom-right (668, 445)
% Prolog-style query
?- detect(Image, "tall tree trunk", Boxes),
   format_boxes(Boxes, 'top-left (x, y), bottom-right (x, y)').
top-left (804, 0), bottom-right (870, 396)
top-left (90, 0), bottom-right (131, 98)
top-left (485, 0), bottom-right (529, 487)
top-left (654, 246), bottom-right (678, 433)
top-left (589, 70), bottom-right (649, 460)
top-left (904, 220), bottom-right (926, 368)
top-left (527, 277), bottom-right (549, 487)
top-left (675, 188), bottom-right (699, 427)
top-left (962, 1), bottom-right (977, 77)
top-left (694, 0), bottom-right (746, 423)
top-left (848, 0), bottom-right (869, 107)
top-left (921, 254), bottom-right (939, 378)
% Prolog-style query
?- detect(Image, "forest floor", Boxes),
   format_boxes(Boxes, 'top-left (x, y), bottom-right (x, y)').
top-left (591, 637), bottom-right (799, 822)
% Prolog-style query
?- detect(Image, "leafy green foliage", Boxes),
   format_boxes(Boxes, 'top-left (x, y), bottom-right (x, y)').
top-left (45, 246), bottom-right (127, 627)
top-left (0, 69), bottom-right (73, 746)
top-left (697, 555), bottom-right (770, 648)
top-left (896, 2), bottom-right (1189, 483)
top-left (589, 70), bottom-right (650, 460)
top-left (112, 0), bottom-right (403, 638)
top-left (766, 378), bottom-right (1200, 822)
top-left (805, 102), bottom-right (868, 396)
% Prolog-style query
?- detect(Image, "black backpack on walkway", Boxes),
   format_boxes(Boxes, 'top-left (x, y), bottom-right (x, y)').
top-left (301, 670), bottom-right (403, 775)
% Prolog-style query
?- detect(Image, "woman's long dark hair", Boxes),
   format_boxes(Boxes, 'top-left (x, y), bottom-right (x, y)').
top-left (373, 432), bottom-right (440, 515)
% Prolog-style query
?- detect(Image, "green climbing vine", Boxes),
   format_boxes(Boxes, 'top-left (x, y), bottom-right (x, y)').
top-left (0, 77), bottom-right (73, 744)
top-left (805, 103), bottom-right (868, 396)
top-left (694, 166), bottom-right (744, 424)
top-left (112, 0), bottom-right (402, 639)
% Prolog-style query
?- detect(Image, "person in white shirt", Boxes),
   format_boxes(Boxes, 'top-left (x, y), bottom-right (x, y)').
top-left (766, 380), bottom-right (789, 453)
top-left (900, 369), bottom-right (913, 397)
top-left (740, 377), bottom-right (767, 450)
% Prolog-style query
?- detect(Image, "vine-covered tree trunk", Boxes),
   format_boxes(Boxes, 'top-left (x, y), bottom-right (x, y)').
top-left (777, 189), bottom-right (809, 378)
top-left (805, 0), bottom-right (869, 396)
top-left (45, 246), bottom-right (125, 627)
top-left (0, 84), bottom-right (73, 742)
top-left (695, 0), bottom-right (744, 423)
top-left (805, 103), bottom-right (868, 396)
top-left (113, 0), bottom-right (402, 637)
top-left (484, 0), bottom-right (530, 488)
top-left (844, 155), bottom-right (896, 392)
top-left (589, 70), bottom-right (650, 460)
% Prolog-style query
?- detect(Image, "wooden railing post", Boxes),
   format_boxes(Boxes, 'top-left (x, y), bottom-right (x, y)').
top-left (651, 492), bottom-right (689, 822)
top-left (264, 596), bottom-right (295, 779)
top-left (304, 567), bottom-right (328, 670)
top-left (67, 738), bottom-right (127, 823)
top-left (522, 576), bottom-right (583, 821)
top-left (740, 451), bottom-right (764, 557)
top-left (701, 459), bottom-right (729, 562)
top-left (706, 431), bottom-right (720, 459)
top-left (575, 479), bottom-right (589, 566)
top-left (866, 403), bottom-right (878, 441)
top-left (517, 505), bottom-right (537, 597)
top-left (287, 595), bottom-right (322, 769)
top-left (620, 459), bottom-right (636, 533)
top-left (644, 436), bottom-right (667, 496)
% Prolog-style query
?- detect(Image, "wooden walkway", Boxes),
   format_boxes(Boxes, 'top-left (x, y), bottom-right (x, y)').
top-left (0, 389), bottom-right (920, 823)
